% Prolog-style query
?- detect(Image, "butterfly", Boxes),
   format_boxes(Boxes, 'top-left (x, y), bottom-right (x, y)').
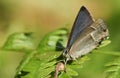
top-left (63, 6), bottom-right (109, 61)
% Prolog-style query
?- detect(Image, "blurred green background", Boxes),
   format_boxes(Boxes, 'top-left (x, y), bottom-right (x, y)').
top-left (0, 0), bottom-right (120, 78)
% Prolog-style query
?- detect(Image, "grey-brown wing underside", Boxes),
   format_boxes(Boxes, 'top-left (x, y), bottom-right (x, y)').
top-left (67, 6), bottom-right (94, 48)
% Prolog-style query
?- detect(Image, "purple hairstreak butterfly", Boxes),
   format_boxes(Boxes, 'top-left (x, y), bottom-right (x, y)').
top-left (62, 6), bottom-right (109, 61)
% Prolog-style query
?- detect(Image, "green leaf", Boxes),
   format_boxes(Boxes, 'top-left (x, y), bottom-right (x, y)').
top-left (15, 51), bottom-right (61, 78)
top-left (98, 39), bottom-right (111, 48)
top-left (105, 66), bottom-right (120, 72)
top-left (106, 72), bottom-right (118, 78)
top-left (37, 28), bottom-right (68, 52)
top-left (2, 32), bottom-right (35, 51)
top-left (66, 66), bottom-right (78, 76)
top-left (59, 72), bottom-right (72, 78)
top-left (105, 57), bottom-right (120, 78)
top-left (15, 51), bottom-right (37, 76)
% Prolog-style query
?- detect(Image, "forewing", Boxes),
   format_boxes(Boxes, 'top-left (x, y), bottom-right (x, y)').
top-left (67, 6), bottom-right (94, 48)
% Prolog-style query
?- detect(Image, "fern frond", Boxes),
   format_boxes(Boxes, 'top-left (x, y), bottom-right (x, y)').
top-left (105, 57), bottom-right (120, 78)
top-left (15, 51), bottom-right (61, 78)
top-left (2, 32), bottom-right (35, 51)
top-left (37, 28), bottom-right (69, 52)
top-left (2, 28), bottom-right (108, 78)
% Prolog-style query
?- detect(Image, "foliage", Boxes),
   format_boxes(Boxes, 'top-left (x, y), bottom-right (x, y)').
top-left (2, 32), bottom-right (35, 51)
top-left (105, 57), bottom-right (120, 78)
top-left (2, 28), bottom-right (114, 78)
top-left (37, 28), bottom-right (68, 52)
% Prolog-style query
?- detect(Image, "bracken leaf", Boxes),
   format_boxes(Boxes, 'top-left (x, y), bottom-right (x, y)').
top-left (37, 28), bottom-right (68, 52)
top-left (105, 57), bottom-right (120, 78)
top-left (3, 32), bottom-right (35, 51)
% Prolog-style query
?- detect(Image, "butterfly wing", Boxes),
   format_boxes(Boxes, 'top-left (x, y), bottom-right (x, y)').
top-left (67, 6), bottom-right (94, 48)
